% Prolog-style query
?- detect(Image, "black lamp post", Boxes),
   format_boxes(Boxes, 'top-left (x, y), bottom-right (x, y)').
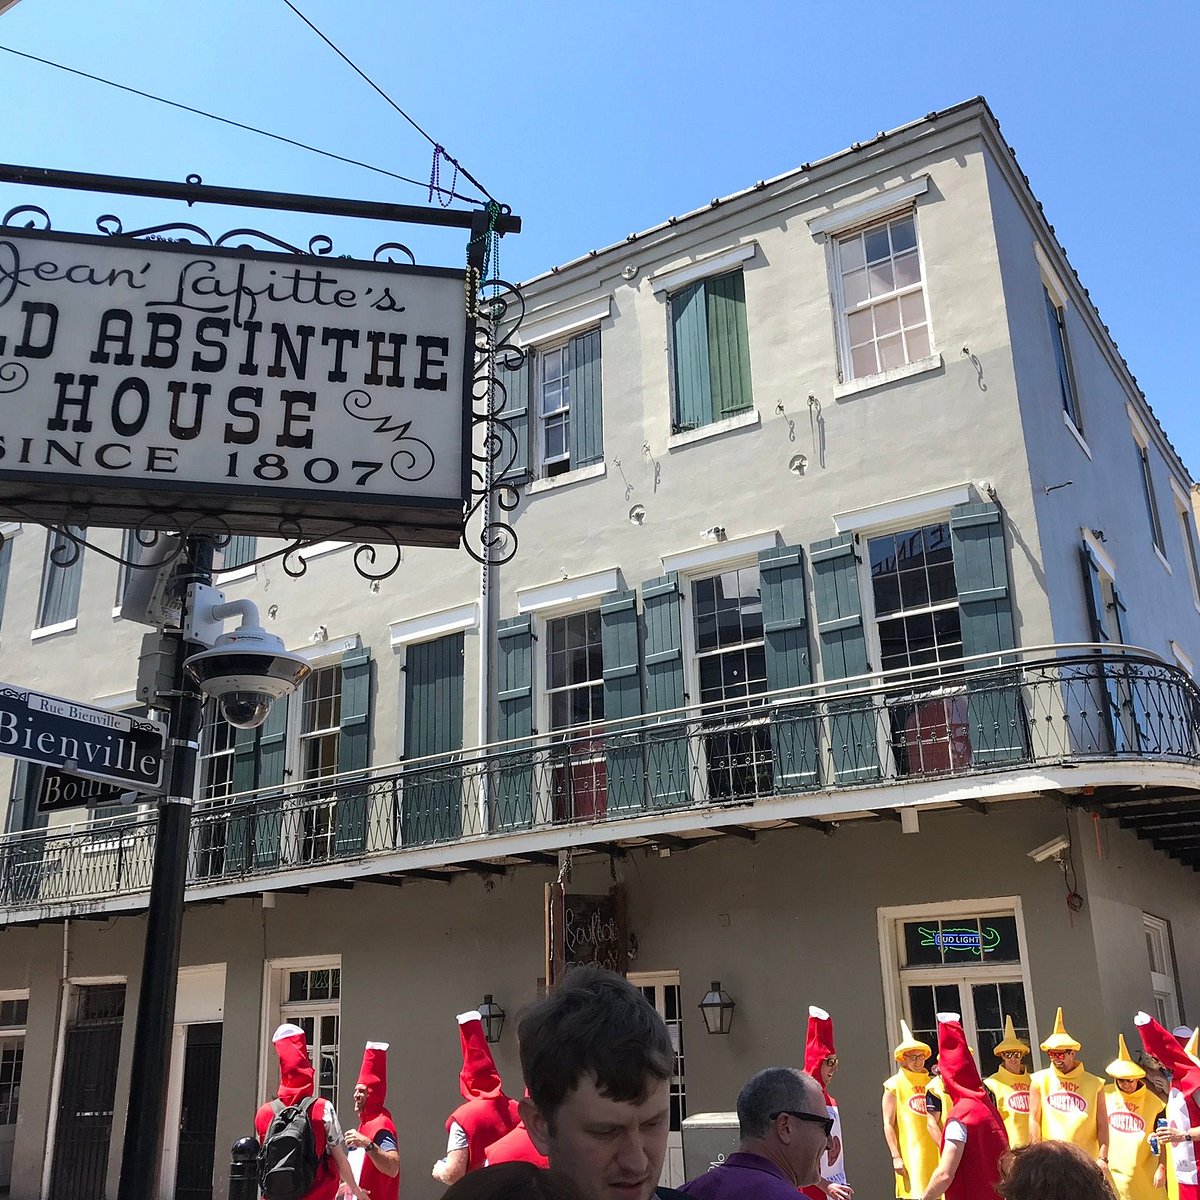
top-left (479, 994), bottom-right (506, 1043)
top-left (699, 981), bottom-right (736, 1034)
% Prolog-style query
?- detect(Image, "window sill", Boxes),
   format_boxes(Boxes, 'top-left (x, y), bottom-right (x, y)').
top-left (215, 563), bottom-right (256, 584)
top-left (1063, 411), bottom-right (1092, 459)
top-left (31, 618), bottom-right (78, 641)
top-left (667, 408), bottom-right (760, 450)
top-left (833, 354), bottom-right (943, 400)
top-left (1155, 546), bottom-right (1173, 575)
top-left (526, 461), bottom-right (606, 494)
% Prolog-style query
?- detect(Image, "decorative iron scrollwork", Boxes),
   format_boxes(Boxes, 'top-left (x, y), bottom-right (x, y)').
top-left (1, 205), bottom-right (51, 230)
top-left (465, 276), bottom-right (526, 566)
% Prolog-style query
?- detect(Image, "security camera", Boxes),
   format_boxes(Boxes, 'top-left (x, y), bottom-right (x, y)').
top-left (182, 588), bottom-right (310, 730)
top-left (1028, 834), bottom-right (1071, 864)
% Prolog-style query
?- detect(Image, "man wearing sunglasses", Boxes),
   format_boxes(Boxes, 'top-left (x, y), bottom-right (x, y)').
top-left (680, 1067), bottom-right (840, 1200)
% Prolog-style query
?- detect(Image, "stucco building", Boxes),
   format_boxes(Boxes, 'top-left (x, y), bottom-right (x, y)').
top-left (1, 96), bottom-right (1198, 1200)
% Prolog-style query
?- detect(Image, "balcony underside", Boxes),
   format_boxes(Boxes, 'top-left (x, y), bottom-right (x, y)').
top-left (3, 651), bottom-right (1200, 925)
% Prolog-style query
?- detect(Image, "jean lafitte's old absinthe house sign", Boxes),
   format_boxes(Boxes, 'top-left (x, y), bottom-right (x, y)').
top-left (0, 226), bottom-right (472, 544)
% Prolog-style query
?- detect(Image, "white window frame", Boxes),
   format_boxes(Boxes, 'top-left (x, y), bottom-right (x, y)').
top-left (517, 310), bottom-right (608, 492)
top-left (294, 658), bottom-right (345, 863)
top-left (854, 508), bottom-right (962, 678)
top-left (629, 970), bottom-right (686, 1190)
top-left (260, 957), bottom-right (342, 1109)
top-left (537, 340), bottom-right (573, 478)
top-left (677, 548), bottom-right (774, 806)
top-left (1170, 480), bottom-right (1200, 612)
top-left (1143, 914), bottom-right (1181, 1030)
top-left (527, 588), bottom-right (611, 822)
top-left (0, 988), bottom-right (28, 1130)
top-left (877, 897), bottom-right (1040, 1066)
top-left (32, 526), bottom-right (85, 637)
top-left (829, 208), bottom-right (933, 385)
top-left (0, 523), bottom-right (20, 646)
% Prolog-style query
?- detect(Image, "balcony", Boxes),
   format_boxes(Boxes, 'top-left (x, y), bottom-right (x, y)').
top-left (3, 647), bottom-right (1199, 922)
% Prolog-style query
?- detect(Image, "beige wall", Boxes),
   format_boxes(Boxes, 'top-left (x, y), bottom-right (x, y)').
top-left (2, 799), bottom-right (1195, 1198)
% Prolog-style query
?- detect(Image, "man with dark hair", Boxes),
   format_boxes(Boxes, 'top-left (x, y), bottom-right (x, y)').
top-left (681, 1067), bottom-right (837, 1199)
top-left (518, 966), bottom-right (680, 1200)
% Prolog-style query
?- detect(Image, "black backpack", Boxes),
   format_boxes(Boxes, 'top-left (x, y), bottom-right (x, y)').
top-left (259, 1095), bottom-right (321, 1200)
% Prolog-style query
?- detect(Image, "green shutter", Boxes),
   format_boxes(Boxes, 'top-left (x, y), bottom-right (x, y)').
top-left (2, 762), bottom-right (46, 904)
top-left (334, 646), bottom-right (372, 856)
top-left (1081, 545), bottom-right (1111, 643)
top-left (252, 694), bottom-right (289, 869)
top-left (600, 590), bottom-right (644, 813)
top-left (401, 633), bottom-right (465, 845)
top-left (642, 574), bottom-right (690, 807)
top-left (568, 329), bottom-right (603, 468)
top-left (811, 535), bottom-right (879, 784)
top-left (670, 282), bottom-right (712, 431)
top-left (498, 348), bottom-right (531, 480)
top-left (1080, 547), bottom-right (1138, 754)
top-left (493, 616), bottom-right (535, 829)
top-left (759, 546), bottom-right (818, 791)
top-left (706, 271), bottom-right (752, 419)
top-left (950, 503), bottom-right (1028, 767)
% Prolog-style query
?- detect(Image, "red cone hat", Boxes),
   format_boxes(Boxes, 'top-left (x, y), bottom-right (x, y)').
top-left (357, 1041), bottom-right (389, 1121)
top-left (272, 1022), bottom-right (314, 1106)
top-left (458, 1009), bottom-right (503, 1100)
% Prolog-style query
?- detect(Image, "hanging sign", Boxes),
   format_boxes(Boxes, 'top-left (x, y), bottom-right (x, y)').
top-left (546, 884), bottom-right (628, 986)
top-left (0, 227), bottom-right (472, 546)
top-left (0, 681), bottom-right (166, 789)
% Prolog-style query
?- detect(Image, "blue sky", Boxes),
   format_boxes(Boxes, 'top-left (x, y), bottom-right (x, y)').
top-left (2, 0), bottom-right (1197, 469)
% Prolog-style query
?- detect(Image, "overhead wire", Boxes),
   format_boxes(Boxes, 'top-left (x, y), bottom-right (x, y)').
top-left (0, 42), bottom-right (486, 205)
top-left (280, 0), bottom-right (497, 205)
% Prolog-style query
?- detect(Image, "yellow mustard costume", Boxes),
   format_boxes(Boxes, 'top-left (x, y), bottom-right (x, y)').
top-left (1030, 1008), bottom-right (1105, 1153)
top-left (985, 1017), bottom-right (1033, 1148)
top-left (883, 1023), bottom-right (940, 1200)
top-left (1105, 1035), bottom-right (1165, 1200)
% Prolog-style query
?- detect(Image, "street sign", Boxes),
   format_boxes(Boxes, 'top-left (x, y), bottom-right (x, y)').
top-left (37, 766), bottom-right (142, 813)
top-left (0, 683), bottom-right (166, 789)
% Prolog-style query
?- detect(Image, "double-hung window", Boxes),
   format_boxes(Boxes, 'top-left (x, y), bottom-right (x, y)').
top-left (834, 212), bottom-right (930, 381)
top-left (279, 964), bottom-right (341, 1106)
top-left (868, 522), bottom-right (967, 775)
top-left (539, 343), bottom-right (572, 476)
top-left (501, 328), bottom-right (603, 481)
top-left (669, 271), bottom-right (752, 432)
top-left (299, 663), bottom-right (343, 861)
top-left (36, 525), bottom-right (85, 630)
top-left (692, 565), bottom-right (771, 799)
top-left (546, 609), bottom-right (606, 819)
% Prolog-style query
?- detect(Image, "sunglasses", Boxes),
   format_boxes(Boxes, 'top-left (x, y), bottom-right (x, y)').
top-left (769, 1110), bottom-right (835, 1138)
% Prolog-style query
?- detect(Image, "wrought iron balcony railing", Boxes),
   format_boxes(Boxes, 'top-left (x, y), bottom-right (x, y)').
top-left (3, 648), bottom-right (1198, 916)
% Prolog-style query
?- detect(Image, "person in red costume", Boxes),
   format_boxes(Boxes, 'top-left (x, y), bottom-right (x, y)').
top-left (921, 1013), bottom-right (1009, 1200)
top-left (254, 1023), bottom-right (366, 1200)
top-left (800, 1006), bottom-right (853, 1200)
top-left (486, 1120), bottom-right (550, 1168)
top-left (1136, 1010), bottom-right (1200, 1199)
top-left (433, 1009), bottom-right (521, 1185)
top-left (342, 1042), bottom-right (400, 1200)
